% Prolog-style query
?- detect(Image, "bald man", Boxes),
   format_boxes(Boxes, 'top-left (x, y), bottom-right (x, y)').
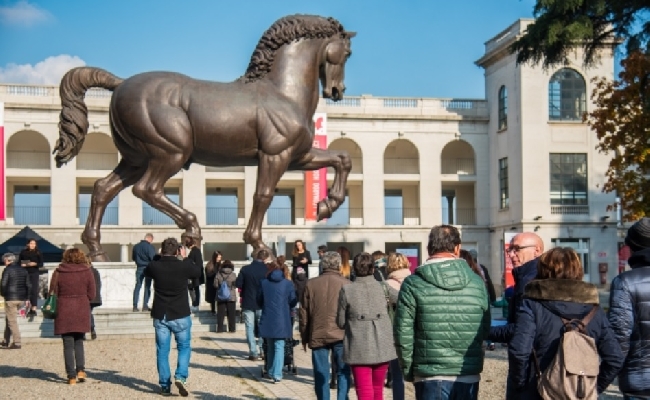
top-left (489, 232), bottom-right (544, 344)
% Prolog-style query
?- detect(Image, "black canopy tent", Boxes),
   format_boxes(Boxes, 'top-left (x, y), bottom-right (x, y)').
top-left (0, 226), bottom-right (64, 263)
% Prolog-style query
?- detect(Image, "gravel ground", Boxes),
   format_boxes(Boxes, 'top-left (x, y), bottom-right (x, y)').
top-left (0, 335), bottom-right (628, 399)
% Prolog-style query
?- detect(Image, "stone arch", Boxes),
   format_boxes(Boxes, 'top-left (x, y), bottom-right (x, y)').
top-left (441, 139), bottom-right (475, 175)
top-left (76, 131), bottom-right (119, 170)
top-left (384, 139), bottom-right (419, 174)
top-left (6, 130), bottom-right (51, 169)
top-left (328, 138), bottom-right (363, 174)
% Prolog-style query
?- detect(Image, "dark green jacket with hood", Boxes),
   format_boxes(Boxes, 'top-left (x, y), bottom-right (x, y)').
top-left (393, 258), bottom-right (491, 381)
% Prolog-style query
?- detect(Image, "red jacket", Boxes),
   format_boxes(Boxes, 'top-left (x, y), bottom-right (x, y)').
top-left (51, 263), bottom-right (96, 335)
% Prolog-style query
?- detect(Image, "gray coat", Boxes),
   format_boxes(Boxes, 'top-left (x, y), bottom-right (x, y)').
top-left (337, 275), bottom-right (399, 365)
top-left (214, 266), bottom-right (237, 302)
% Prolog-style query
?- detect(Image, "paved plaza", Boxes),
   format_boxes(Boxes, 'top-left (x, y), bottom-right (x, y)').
top-left (0, 327), bottom-right (626, 399)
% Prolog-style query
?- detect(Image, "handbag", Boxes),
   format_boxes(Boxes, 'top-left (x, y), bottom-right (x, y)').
top-left (380, 281), bottom-right (395, 322)
top-left (41, 270), bottom-right (59, 319)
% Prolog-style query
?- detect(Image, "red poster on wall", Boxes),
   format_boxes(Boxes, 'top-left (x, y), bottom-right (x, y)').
top-left (304, 113), bottom-right (327, 222)
top-left (0, 102), bottom-right (5, 221)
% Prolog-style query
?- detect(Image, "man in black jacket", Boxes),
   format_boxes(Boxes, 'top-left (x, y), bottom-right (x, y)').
top-left (610, 218), bottom-right (650, 399)
top-left (489, 232), bottom-right (543, 344)
top-left (0, 252), bottom-right (31, 349)
top-left (235, 248), bottom-right (270, 361)
top-left (144, 238), bottom-right (202, 397)
top-left (132, 233), bottom-right (156, 312)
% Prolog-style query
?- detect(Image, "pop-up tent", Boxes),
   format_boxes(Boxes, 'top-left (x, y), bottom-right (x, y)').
top-left (0, 226), bottom-right (64, 263)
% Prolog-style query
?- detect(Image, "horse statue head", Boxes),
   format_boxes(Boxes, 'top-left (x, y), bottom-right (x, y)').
top-left (321, 30), bottom-right (356, 101)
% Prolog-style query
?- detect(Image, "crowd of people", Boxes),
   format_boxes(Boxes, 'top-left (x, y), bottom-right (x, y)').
top-left (3, 220), bottom-right (650, 399)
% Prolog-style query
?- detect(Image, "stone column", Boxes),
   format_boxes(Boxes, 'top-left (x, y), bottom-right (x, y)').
top-left (120, 244), bottom-right (129, 262)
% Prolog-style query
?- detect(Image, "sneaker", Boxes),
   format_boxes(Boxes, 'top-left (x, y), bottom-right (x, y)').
top-left (8, 344), bottom-right (21, 350)
top-left (77, 370), bottom-right (87, 382)
top-left (175, 378), bottom-right (189, 397)
top-left (248, 355), bottom-right (259, 361)
top-left (132, 307), bottom-right (139, 312)
top-left (143, 306), bottom-right (150, 312)
top-left (0, 341), bottom-right (8, 348)
top-left (68, 377), bottom-right (77, 385)
top-left (273, 379), bottom-right (281, 384)
top-left (91, 330), bottom-right (97, 340)
top-left (160, 386), bottom-right (171, 396)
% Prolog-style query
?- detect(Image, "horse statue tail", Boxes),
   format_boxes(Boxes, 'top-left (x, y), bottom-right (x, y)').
top-left (54, 67), bottom-right (124, 167)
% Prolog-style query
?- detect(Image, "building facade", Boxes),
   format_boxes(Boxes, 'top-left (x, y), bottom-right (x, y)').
top-left (0, 19), bottom-right (623, 289)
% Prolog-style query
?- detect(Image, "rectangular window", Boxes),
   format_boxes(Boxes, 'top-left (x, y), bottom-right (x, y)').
top-left (206, 188), bottom-right (239, 225)
top-left (499, 158), bottom-right (509, 209)
top-left (267, 191), bottom-right (294, 225)
top-left (549, 154), bottom-right (587, 205)
top-left (13, 185), bottom-right (51, 225)
top-left (552, 238), bottom-right (590, 276)
top-left (384, 189), bottom-right (403, 225)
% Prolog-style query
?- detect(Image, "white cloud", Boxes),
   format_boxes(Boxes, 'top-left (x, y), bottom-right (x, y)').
top-left (0, 55), bottom-right (86, 85)
top-left (0, 1), bottom-right (51, 27)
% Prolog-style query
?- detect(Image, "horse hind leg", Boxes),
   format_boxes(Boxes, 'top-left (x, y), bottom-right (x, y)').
top-left (83, 159), bottom-right (147, 261)
top-left (131, 155), bottom-right (201, 240)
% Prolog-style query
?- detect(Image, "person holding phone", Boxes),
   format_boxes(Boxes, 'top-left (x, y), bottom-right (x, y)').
top-left (19, 238), bottom-right (43, 316)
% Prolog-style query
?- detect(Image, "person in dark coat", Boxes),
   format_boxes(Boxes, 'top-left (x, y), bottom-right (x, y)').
top-left (293, 265), bottom-right (307, 303)
top-left (18, 238), bottom-right (43, 316)
top-left (184, 236), bottom-right (204, 313)
top-left (609, 218), bottom-right (650, 399)
top-left (204, 251), bottom-right (222, 315)
top-left (468, 249), bottom-right (496, 303)
top-left (236, 249), bottom-right (270, 361)
top-left (489, 232), bottom-right (544, 344)
top-left (214, 260), bottom-right (237, 333)
top-left (89, 263), bottom-right (102, 340)
top-left (257, 260), bottom-right (298, 383)
top-left (508, 247), bottom-right (623, 400)
top-left (292, 240), bottom-right (312, 280)
top-left (132, 233), bottom-right (156, 312)
top-left (1, 252), bottom-right (31, 349)
top-left (50, 248), bottom-right (96, 385)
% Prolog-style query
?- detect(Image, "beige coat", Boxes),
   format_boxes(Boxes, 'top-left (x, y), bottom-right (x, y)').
top-left (386, 268), bottom-right (411, 291)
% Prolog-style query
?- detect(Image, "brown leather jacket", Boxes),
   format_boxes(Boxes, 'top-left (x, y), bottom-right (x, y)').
top-left (299, 270), bottom-right (350, 349)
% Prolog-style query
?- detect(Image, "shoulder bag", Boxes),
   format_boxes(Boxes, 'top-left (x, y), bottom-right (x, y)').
top-left (41, 270), bottom-right (59, 319)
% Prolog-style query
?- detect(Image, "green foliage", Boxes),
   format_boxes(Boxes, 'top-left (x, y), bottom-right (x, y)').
top-left (512, 0), bottom-right (649, 67)
top-left (585, 52), bottom-right (650, 220)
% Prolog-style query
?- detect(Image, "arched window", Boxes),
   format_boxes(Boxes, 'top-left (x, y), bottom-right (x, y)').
top-left (548, 68), bottom-right (586, 121)
top-left (498, 86), bottom-right (507, 130)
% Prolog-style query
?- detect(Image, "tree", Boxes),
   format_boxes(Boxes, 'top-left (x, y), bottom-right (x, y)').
top-left (511, 0), bottom-right (649, 67)
top-left (585, 52), bottom-right (650, 221)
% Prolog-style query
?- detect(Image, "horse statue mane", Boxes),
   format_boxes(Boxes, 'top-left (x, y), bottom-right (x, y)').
top-left (241, 14), bottom-right (346, 83)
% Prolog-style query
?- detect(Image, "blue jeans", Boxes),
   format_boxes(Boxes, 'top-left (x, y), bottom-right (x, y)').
top-left (414, 380), bottom-right (479, 400)
top-left (266, 338), bottom-right (285, 381)
top-left (312, 341), bottom-right (350, 400)
top-left (242, 309), bottom-right (262, 357)
top-left (389, 358), bottom-right (405, 400)
top-left (153, 315), bottom-right (192, 388)
top-left (133, 266), bottom-right (152, 308)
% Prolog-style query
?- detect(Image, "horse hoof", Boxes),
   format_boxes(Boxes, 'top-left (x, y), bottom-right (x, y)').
top-left (316, 200), bottom-right (333, 221)
top-left (87, 251), bottom-right (110, 262)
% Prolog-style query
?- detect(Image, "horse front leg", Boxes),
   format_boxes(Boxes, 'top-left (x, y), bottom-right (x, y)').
top-left (289, 147), bottom-right (351, 220)
top-left (243, 152), bottom-right (292, 250)
top-left (82, 160), bottom-right (146, 262)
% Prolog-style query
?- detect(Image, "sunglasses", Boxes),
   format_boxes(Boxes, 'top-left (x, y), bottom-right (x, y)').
top-left (508, 244), bottom-right (535, 253)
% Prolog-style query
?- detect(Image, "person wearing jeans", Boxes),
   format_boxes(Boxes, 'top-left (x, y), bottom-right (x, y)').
top-left (153, 315), bottom-right (192, 391)
top-left (258, 261), bottom-right (297, 382)
top-left (132, 233), bottom-right (156, 312)
top-left (145, 238), bottom-right (202, 396)
top-left (236, 249), bottom-right (270, 360)
top-left (300, 251), bottom-right (351, 400)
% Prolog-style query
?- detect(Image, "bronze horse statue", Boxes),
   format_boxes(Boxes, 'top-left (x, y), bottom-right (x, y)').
top-left (54, 14), bottom-right (355, 261)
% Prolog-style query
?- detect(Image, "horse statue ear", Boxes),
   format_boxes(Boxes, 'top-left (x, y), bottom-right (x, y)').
top-left (343, 31), bottom-right (357, 38)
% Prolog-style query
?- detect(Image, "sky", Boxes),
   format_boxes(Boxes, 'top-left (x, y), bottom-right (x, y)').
top-left (0, 0), bottom-right (540, 99)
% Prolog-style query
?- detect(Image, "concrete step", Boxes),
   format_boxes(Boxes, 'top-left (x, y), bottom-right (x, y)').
top-left (0, 308), bottom-right (224, 340)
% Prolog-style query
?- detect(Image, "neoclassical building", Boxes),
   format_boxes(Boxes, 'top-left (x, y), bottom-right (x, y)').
top-left (0, 19), bottom-right (623, 289)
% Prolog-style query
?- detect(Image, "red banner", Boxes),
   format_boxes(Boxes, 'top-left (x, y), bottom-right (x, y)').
top-left (0, 102), bottom-right (5, 221)
top-left (305, 113), bottom-right (327, 221)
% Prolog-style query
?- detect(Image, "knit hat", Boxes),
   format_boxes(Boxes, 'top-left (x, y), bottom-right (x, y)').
top-left (625, 218), bottom-right (650, 250)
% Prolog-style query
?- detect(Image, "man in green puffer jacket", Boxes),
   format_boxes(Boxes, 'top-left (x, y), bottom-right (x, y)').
top-left (394, 225), bottom-right (490, 400)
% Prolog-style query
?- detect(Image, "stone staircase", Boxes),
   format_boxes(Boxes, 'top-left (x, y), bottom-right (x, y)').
top-left (0, 308), bottom-right (220, 342)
